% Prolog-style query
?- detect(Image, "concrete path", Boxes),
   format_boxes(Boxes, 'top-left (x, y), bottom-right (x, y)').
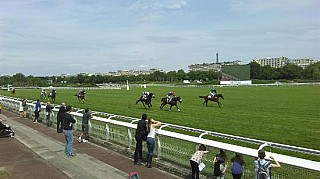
top-left (0, 110), bottom-right (182, 179)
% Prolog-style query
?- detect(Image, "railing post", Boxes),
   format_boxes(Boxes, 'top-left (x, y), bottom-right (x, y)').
top-left (157, 124), bottom-right (170, 159)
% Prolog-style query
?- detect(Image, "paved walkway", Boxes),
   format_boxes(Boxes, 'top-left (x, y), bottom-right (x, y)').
top-left (0, 110), bottom-right (182, 179)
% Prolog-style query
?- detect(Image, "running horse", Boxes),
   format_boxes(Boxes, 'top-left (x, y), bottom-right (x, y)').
top-left (136, 93), bottom-right (155, 109)
top-left (199, 94), bottom-right (224, 107)
top-left (40, 90), bottom-right (47, 99)
top-left (160, 96), bottom-right (182, 112)
top-left (11, 88), bottom-right (16, 95)
top-left (48, 90), bottom-right (56, 102)
top-left (75, 93), bottom-right (85, 103)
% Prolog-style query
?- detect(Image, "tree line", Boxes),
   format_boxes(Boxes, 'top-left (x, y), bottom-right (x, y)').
top-left (1, 62), bottom-right (319, 87)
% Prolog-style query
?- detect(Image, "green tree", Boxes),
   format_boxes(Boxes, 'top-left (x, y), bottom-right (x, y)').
top-left (249, 62), bottom-right (261, 79)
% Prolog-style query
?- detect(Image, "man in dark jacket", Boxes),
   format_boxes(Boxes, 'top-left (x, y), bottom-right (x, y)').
top-left (56, 103), bottom-right (66, 133)
top-left (133, 113), bottom-right (148, 165)
top-left (62, 105), bottom-right (76, 157)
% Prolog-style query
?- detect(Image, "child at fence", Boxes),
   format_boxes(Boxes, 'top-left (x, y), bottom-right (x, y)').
top-left (190, 144), bottom-right (209, 179)
top-left (254, 149), bottom-right (281, 179)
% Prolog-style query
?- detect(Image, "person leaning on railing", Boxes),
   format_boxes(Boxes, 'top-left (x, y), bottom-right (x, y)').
top-left (145, 118), bottom-right (161, 168)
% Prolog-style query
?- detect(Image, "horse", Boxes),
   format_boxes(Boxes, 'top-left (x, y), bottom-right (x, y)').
top-left (199, 93), bottom-right (224, 107)
top-left (11, 88), bottom-right (16, 95)
top-left (48, 91), bottom-right (56, 102)
top-left (40, 91), bottom-right (47, 99)
top-left (75, 94), bottom-right (85, 103)
top-left (160, 96), bottom-right (182, 112)
top-left (136, 93), bottom-right (155, 109)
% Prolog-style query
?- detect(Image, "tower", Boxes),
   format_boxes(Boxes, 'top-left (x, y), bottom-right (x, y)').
top-left (216, 52), bottom-right (219, 64)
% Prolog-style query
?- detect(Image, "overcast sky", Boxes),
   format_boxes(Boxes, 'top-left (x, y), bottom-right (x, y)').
top-left (0, 0), bottom-right (319, 76)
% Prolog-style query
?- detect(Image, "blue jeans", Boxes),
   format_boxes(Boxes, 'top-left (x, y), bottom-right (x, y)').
top-left (146, 137), bottom-right (155, 156)
top-left (63, 130), bottom-right (73, 155)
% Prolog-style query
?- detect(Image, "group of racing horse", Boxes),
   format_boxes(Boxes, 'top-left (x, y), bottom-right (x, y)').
top-left (28, 88), bottom-right (225, 111)
top-left (136, 91), bottom-right (224, 112)
top-left (40, 89), bottom-right (86, 103)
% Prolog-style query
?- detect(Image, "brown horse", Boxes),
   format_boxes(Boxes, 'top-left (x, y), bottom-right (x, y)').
top-left (75, 94), bottom-right (85, 103)
top-left (136, 92), bottom-right (155, 109)
top-left (199, 94), bottom-right (224, 107)
top-left (160, 96), bottom-right (182, 112)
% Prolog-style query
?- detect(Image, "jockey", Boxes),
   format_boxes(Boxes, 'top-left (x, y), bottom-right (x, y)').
top-left (50, 89), bottom-right (56, 96)
top-left (41, 88), bottom-right (46, 96)
top-left (209, 88), bottom-right (217, 99)
top-left (79, 89), bottom-right (86, 96)
top-left (167, 91), bottom-right (174, 102)
top-left (142, 91), bottom-right (149, 100)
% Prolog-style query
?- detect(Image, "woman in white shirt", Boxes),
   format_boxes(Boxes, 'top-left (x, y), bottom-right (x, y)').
top-left (145, 118), bottom-right (161, 168)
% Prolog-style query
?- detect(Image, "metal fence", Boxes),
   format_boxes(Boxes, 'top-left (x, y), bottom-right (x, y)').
top-left (1, 95), bottom-right (319, 179)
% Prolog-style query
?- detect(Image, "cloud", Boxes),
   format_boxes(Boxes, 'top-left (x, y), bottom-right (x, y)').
top-left (229, 0), bottom-right (320, 13)
top-left (145, 35), bottom-right (185, 43)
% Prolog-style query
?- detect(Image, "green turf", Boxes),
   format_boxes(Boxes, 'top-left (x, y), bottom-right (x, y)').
top-left (1, 85), bottom-right (319, 151)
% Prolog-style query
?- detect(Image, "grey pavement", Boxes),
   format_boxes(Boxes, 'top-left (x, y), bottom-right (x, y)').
top-left (0, 110), bottom-right (182, 179)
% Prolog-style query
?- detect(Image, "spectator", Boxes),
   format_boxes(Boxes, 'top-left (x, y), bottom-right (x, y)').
top-left (190, 144), bottom-right (209, 179)
top-left (231, 153), bottom-right (245, 179)
top-left (33, 99), bottom-right (41, 123)
top-left (19, 100), bottom-right (24, 117)
top-left (62, 105), bottom-right (76, 157)
top-left (254, 149), bottom-right (280, 179)
top-left (45, 102), bottom-right (54, 127)
top-left (0, 118), bottom-right (14, 137)
top-left (213, 149), bottom-right (228, 179)
top-left (78, 108), bottom-right (92, 143)
top-left (56, 103), bottom-right (66, 133)
top-left (22, 98), bottom-right (27, 118)
top-left (145, 118), bottom-right (161, 168)
top-left (133, 113), bottom-right (148, 165)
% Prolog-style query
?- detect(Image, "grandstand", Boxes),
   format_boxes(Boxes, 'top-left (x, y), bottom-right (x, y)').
top-left (221, 64), bottom-right (250, 80)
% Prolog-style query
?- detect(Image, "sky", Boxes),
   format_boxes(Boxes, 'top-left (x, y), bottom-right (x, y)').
top-left (0, 0), bottom-right (319, 76)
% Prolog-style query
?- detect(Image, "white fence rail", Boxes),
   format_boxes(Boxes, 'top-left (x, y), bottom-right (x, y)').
top-left (1, 95), bottom-right (319, 178)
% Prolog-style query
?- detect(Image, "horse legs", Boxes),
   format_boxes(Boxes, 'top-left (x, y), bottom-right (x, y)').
top-left (160, 103), bottom-right (166, 109)
top-left (175, 105), bottom-right (181, 112)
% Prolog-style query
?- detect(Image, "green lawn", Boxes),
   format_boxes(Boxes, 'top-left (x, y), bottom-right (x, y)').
top-left (1, 85), bottom-right (319, 150)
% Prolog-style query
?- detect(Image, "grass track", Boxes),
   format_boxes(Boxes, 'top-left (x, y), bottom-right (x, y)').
top-left (1, 85), bottom-right (319, 150)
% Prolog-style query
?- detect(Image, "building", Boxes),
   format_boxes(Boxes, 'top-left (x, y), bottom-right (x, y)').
top-left (188, 63), bottom-right (222, 72)
top-left (252, 56), bottom-right (318, 69)
top-left (252, 56), bottom-right (288, 68)
top-left (289, 58), bottom-right (318, 69)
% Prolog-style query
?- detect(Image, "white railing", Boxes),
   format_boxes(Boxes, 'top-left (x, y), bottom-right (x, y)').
top-left (1, 95), bottom-right (319, 176)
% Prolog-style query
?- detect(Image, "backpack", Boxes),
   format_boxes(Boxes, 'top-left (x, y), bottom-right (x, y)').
top-left (213, 156), bottom-right (225, 176)
top-left (257, 160), bottom-right (270, 179)
top-left (128, 171), bottom-right (139, 179)
top-left (231, 161), bottom-right (243, 174)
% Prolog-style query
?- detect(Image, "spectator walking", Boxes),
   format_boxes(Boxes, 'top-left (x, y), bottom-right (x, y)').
top-left (56, 103), bottom-right (66, 133)
top-left (19, 100), bottom-right (24, 117)
top-left (133, 113), bottom-right (148, 165)
top-left (213, 149), bottom-right (228, 179)
top-left (231, 153), bottom-right (245, 179)
top-left (190, 144), bottom-right (209, 179)
top-left (78, 108), bottom-right (92, 143)
top-left (22, 98), bottom-right (27, 118)
top-left (45, 102), bottom-right (54, 127)
top-left (145, 118), bottom-right (161, 168)
top-left (254, 149), bottom-right (280, 179)
top-left (62, 105), bottom-right (76, 157)
top-left (33, 99), bottom-right (41, 123)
